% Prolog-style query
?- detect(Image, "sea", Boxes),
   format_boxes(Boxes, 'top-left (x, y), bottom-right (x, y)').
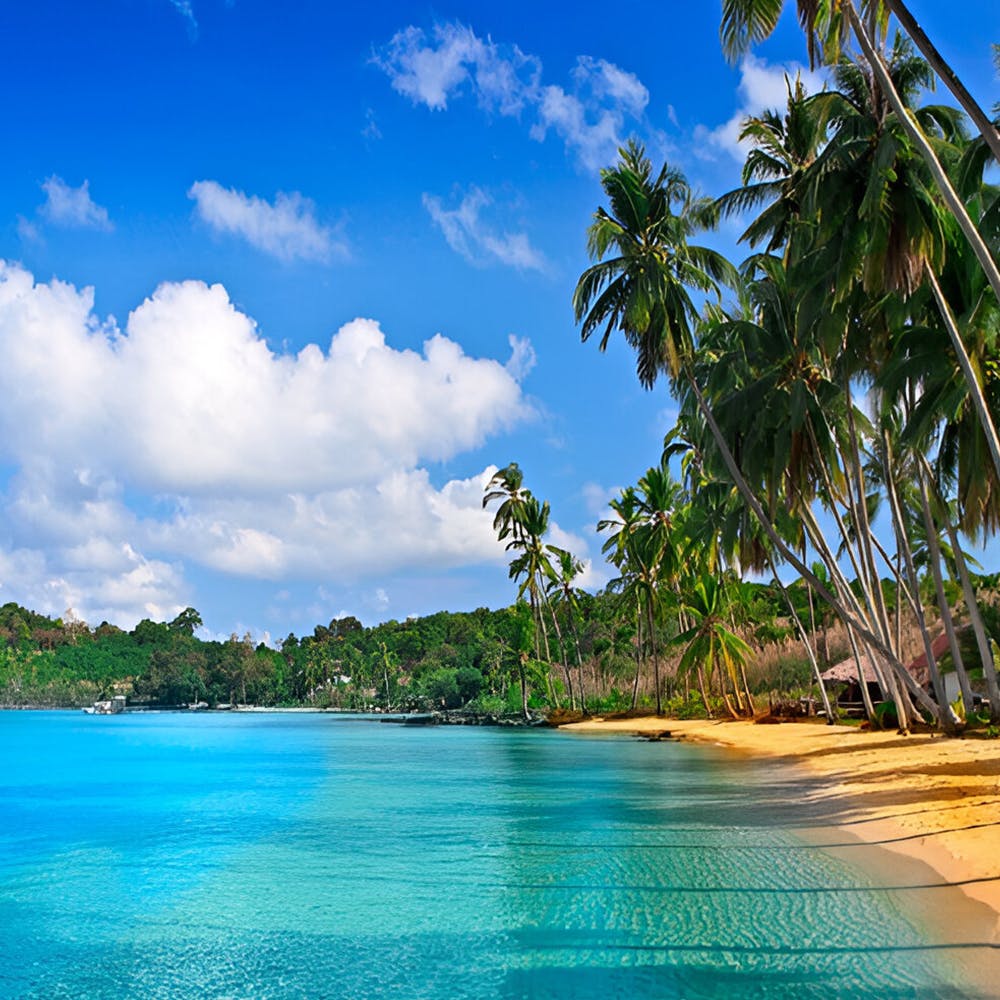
top-left (0, 710), bottom-right (994, 999)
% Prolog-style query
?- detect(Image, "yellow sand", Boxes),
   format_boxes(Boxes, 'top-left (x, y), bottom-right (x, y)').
top-left (561, 715), bottom-right (1000, 943)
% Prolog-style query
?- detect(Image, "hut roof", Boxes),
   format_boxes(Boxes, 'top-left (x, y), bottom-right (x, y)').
top-left (820, 632), bottom-right (954, 690)
top-left (904, 632), bottom-right (953, 688)
top-left (819, 652), bottom-right (880, 684)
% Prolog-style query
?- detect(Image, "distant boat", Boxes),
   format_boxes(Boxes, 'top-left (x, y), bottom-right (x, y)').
top-left (83, 695), bottom-right (126, 715)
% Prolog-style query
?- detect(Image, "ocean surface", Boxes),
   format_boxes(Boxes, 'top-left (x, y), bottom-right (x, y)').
top-left (0, 710), bottom-right (992, 999)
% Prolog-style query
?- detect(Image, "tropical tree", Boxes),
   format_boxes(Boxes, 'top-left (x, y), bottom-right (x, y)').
top-left (675, 574), bottom-right (755, 719)
top-left (719, 0), bottom-right (1000, 164)
top-left (719, 0), bottom-right (1000, 482)
top-left (575, 142), bottom-right (943, 728)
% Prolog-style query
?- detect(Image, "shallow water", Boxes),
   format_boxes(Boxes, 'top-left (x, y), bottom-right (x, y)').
top-left (0, 711), bottom-right (991, 998)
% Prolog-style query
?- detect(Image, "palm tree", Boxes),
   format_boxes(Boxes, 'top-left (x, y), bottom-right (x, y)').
top-left (675, 574), bottom-right (755, 719)
top-left (573, 139), bottom-right (738, 389)
top-left (574, 143), bottom-right (941, 724)
top-left (601, 488), bottom-right (653, 711)
top-left (720, 4), bottom-right (1000, 500)
top-left (719, 0), bottom-right (1000, 164)
top-left (483, 462), bottom-right (530, 545)
top-left (547, 545), bottom-right (590, 714)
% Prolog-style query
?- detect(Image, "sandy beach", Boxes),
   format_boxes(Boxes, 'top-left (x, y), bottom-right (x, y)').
top-left (562, 716), bottom-right (1000, 952)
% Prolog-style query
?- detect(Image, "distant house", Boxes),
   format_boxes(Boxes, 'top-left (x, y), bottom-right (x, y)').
top-left (819, 652), bottom-right (882, 709)
top-left (820, 630), bottom-right (976, 707)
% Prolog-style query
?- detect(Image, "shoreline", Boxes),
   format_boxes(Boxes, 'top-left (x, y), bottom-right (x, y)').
top-left (561, 716), bottom-right (1000, 945)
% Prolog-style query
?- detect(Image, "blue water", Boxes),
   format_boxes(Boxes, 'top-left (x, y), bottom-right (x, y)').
top-left (0, 711), bottom-right (993, 999)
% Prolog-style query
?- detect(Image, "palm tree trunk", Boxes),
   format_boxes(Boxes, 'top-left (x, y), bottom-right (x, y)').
top-left (766, 550), bottom-right (836, 721)
top-left (843, 378), bottom-right (899, 661)
top-left (518, 653), bottom-right (529, 720)
top-left (696, 664), bottom-right (713, 718)
top-left (738, 658), bottom-right (755, 716)
top-left (630, 601), bottom-right (642, 711)
top-left (925, 269), bottom-right (1000, 488)
top-left (919, 446), bottom-right (1000, 722)
top-left (719, 668), bottom-right (740, 719)
top-left (645, 598), bottom-right (663, 715)
top-left (844, 622), bottom-right (878, 721)
top-left (883, 0), bottom-right (1000, 165)
top-left (881, 430), bottom-right (962, 730)
top-left (567, 611), bottom-right (589, 716)
top-left (686, 370), bottom-right (944, 722)
top-left (916, 463), bottom-right (977, 718)
top-left (803, 500), bottom-right (907, 726)
top-left (545, 597), bottom-right (576, 710)
top-left (934, 484), bottom-right (1000, 723)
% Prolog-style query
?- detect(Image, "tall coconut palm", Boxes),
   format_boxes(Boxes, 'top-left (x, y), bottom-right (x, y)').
top-left (574, 143), bottom-right (941, 724)
top-left (719, 0), bottom-right (1000, 164)
top-left (601, 488), bottom-right (666, 713)
top-left (720, 2), bottom-right (1000, 490)
top-left (483, 462), bottom-right (530, 545)
top-left (546, 545), bottom-right (590, 714)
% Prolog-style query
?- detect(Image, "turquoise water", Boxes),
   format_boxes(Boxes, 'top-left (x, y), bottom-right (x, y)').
top-left (0, 711), bottom-right (992, 999)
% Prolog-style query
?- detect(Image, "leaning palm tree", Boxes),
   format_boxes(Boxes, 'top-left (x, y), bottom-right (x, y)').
top-left (719, 0), bottom-right (1000, 164)
top-left (720, 1), bottom-right (1000, 485)
top-left (574, 142), bottom-right (942, 725)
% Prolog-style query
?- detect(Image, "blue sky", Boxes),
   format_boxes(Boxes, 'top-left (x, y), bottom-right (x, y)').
top-left (0, 1), bottom-right (996, 642)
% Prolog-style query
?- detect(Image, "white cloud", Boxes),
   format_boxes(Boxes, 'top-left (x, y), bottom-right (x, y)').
top-left (16, 216), bottom-right (41, 243)
top-left (148, 467), bottom-right (512, 579)
top-left (168, 0), bottom-right (198, 37)
top-left (0, 263), bottom-right (534, 492)
top-left (39, 176), bottom-right (113, 231)
top-left (694, 55), bottom-right (827, 161)
top-left (0, 261), bottom-right (543, 625)
top-left (0, 540), bottom-right (188, 629)
top-left (188, 180), bottom-right (343, 262)
top-left (375, 22), bottom-right (647, 170)
top-left (374, 23), bottom-right (539, 115)
top-left (376, 23), bottom-right (483, 110)
top-left (581, 481), bottom-right (618, 519)
top-left (573, 56), bottom-right (648, 117)
top-left (531, 85), bottom-right (623, 172)
top-left (505, 334), bottom-right (536, 381)
top-left (422, 186), bottom-right (546, 271)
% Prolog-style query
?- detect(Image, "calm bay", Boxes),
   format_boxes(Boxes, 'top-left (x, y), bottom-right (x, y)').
top-left (0, 711), bottom-right (988, 999)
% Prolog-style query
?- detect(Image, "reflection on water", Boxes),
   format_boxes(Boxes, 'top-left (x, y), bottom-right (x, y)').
top-left (0, 711), bottom-right (993, 999)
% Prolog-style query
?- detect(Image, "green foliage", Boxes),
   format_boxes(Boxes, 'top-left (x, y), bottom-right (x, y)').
top-left (664, 692), bottom-right (717, 720)
top-left (872, 700), bottom-right (900, 731)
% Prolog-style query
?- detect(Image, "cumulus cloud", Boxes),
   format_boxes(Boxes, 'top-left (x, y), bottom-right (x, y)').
top-left (694, 55), bottom-right (827, 161)
top-left (581, 481), bottom-right (618, 519)
top-left (0, 261), bottom-right (546, 625)
top-left (148, 467), bottom-right (513, 579)
top-left (0, 537), bottom-right (188, 629)
top-left (505, 334), bottom-right (536, 382)
top-left (375, 22), bottom-right (648, 170)
top-left (422, 186), bottom-right (546, 271)
top-left (0, 263), bottom-right (534, 492)
top-left (39, 176), bottom-right (113, 231)
top-left (188, 180), bottom-right (344, 262)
